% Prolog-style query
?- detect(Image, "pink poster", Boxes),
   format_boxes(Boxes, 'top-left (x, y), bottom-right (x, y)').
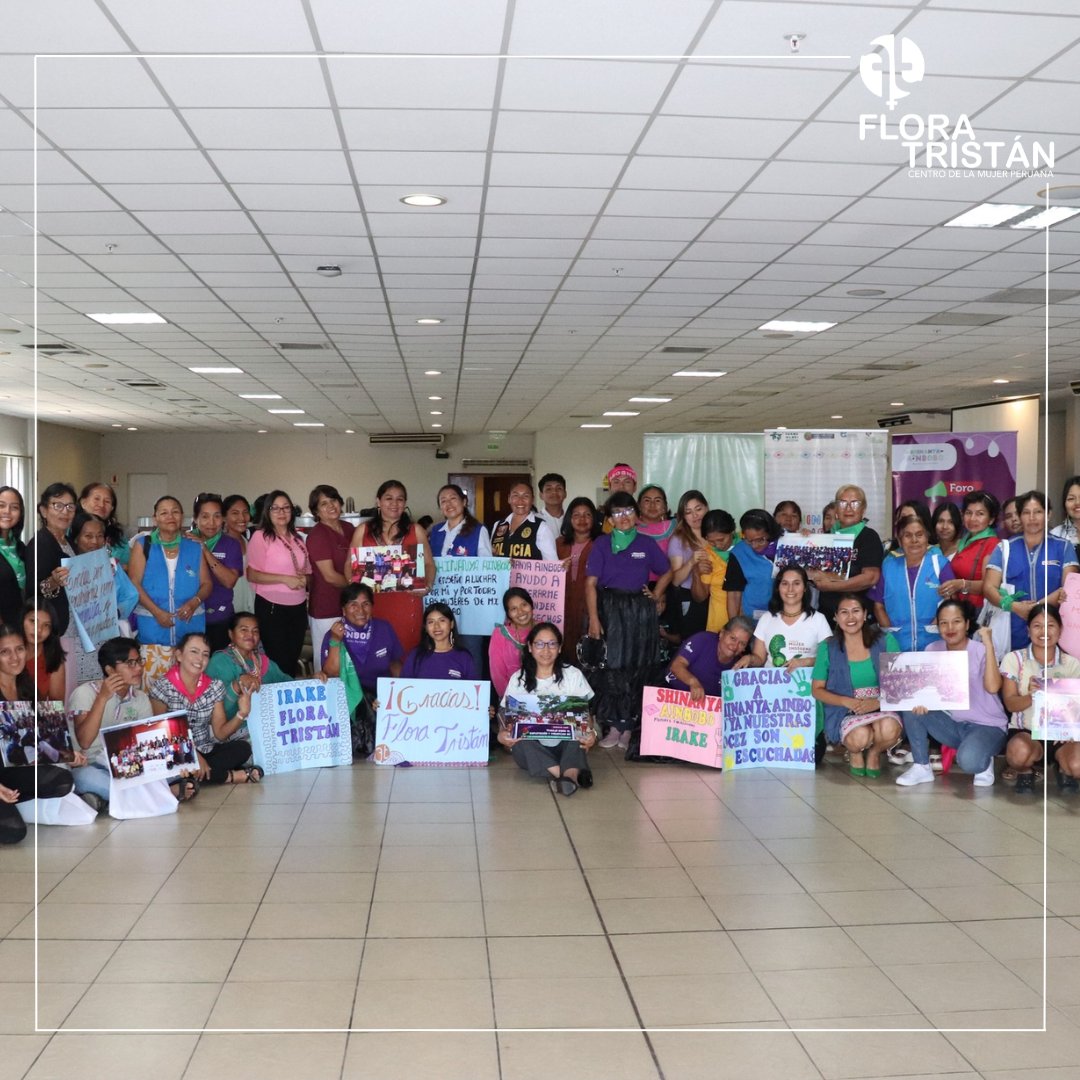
top-left (639, 686), bottom-right (723, 768)
top-left (509, 560), bottom-right (566, 632)
top-left (1060, 574), bottom-right (1080, 661)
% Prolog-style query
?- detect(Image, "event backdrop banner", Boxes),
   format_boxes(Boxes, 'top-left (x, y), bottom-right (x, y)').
top-left (891, 432), bottom-right (1017, 514)
top-left (639, 685), bottom-right (723, 768)
top-left (509, 560), bottom-right (566, 631)
top-left (61, 547), bottom-right (119, 651)
top-left (721, 668), bottom-right (816, 771)
top-left (426, 556), bottom-right (510, 635)
top-left (764, 429), bottom-right (890, 535)
top-left (643, 433), bottom-right (765, 525)
top-left (375, 677), bottom-right (490, 767)
top-left (248, 678), bottom-right (351, 775)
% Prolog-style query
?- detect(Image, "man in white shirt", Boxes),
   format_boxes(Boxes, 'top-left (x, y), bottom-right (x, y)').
top-left (537, 473), bottom-right (567, 535)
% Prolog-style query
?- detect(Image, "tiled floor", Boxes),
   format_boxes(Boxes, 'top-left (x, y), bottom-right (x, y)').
top-left (4, 749), bottom-right (1080, 1080)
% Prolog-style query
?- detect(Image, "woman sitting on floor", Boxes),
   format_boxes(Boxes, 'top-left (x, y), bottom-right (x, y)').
top-left (402, 603), bottom-right (476, 679)
top-left (659, 616), bottom-right (754, 701)
top-left (206, 611), bottom-right (292, 722)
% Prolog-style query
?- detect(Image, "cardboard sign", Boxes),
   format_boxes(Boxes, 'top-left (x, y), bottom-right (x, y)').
top-left (721, 668), bottom-right (815, 771)
top-left (61, 547), bottom-right (119, 650)
top-left (773, 534), bottom-right (854, 579)
top-left (0, 701), bottom-right (74, 767)
top-left (247, 678), bottom-right (352, 774)
top-left (100, 710), bottom-right (196, 791)
top-left (1060, 574), bottom-right (1080, 661)
top-left (1032, 678), bottom-right (1080, 741)
top-left (509, 560), bottom-right (566, 631)
top-left (503, 693), bottom-right (591, 742)
top-left (426, 556), bottom-right (511, 635)
top-left (349, 545), bottom-right (425, 592)
top-left (375, 677), bottom-right (490, 766)
top-left (880, 651), bottom-right (970, 711)
top-left (640, 685), bottom-right (723, 768)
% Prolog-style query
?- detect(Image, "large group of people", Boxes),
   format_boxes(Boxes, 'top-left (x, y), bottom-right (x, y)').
top-left (1, 465), bottom-right (1078, 840)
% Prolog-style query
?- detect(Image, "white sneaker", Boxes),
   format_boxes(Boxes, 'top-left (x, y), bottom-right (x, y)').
top-left (896, 763), bottom-right (936, 787)
top-left (973, 762), bottom-right (996, 787)
top-left (599, 728), bottom-right (621, 748)
top-left (618, 729), bottom-right (632, 749)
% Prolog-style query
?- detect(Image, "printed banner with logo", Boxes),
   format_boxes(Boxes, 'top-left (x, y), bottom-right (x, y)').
top-left (509, 560), bottom-right (566, 631)
top-left (375, 677), bottom-right (490, 766)
top-left (247, 678), bottom-right (351, 774)
top-left (764, 429), bottom-right (889, 536)
top-left (61, 547), bottom-right (119, 650)
top-left (891, 432), bottom-right (1017, 516)
top-left (639, 685), bottom-right (723, 768)
top-left (1033, 679), bottom-right (1080, 741)
top-left (426, 557), bottom-right (510, 635)
top-left (720, 668), bottom-right (816, 771)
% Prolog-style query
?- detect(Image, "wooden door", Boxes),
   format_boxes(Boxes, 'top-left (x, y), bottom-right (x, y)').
top-left (476, 473), bottom-right (532, 532)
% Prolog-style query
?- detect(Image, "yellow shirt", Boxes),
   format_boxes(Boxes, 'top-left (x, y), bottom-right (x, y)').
top-left (698, 548), bottom-right (730, 632)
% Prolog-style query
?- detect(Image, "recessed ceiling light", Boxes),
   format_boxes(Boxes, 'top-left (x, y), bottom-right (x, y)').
top-left (239, 393), bottom-right (282, 400)
top-left (992, 378), bottom-right (1010, 384)
top-left (603, 411), bottom-right (640, 417)
top-left (580, 423), bottom-right (613, 429)
top-left (189, 366), bottom-right (243, 374)
top-left (847, 289), bottom-right (886, 297)
top-left (86, 312), bottom-right (166, 325)
top-left (890, 401), bottom-right (905, 406)
top-left (428, 395), bottom-right (442, 401)
top-left (831, 414), bottom-right (843, 419)
top-left (111, 423), bottom-right (123, 428)
top-left (126, 426), bottom-right (138, 431)
top-left (758, 320), bottom-right (836, 333)
top-left (431, 423), bottom-right (443, 428)
top-left (1009, 206), bottom-right (1080, 229)
top-left (943, 204), bottom-right (1033, 228)
top-left (776, 426), bottom-right (788, 431)
top-left (629, 396), bottom-right (671, 403)
top-left (400, 194), bottom-right (447, 207)
top-left (430, 410), bottom-right (443, 415)
top-left (294, 422), bottom-right (324, 427)
top-left (672, 370), bottom-right (726, 378)
top-left (416, 318), bottom-right (443, 325)
top-left (257, 429), bottom-right (268, 434)
top-left (425, 369), bottom-right (442, 376)
top-left (268, 408), bottom-right (304, 414)
top-left (345, 429), bottom-right (355, 434)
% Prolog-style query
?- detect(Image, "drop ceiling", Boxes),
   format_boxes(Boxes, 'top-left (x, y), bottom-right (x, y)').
top-left (0, 0), bottom-right (1077, 436)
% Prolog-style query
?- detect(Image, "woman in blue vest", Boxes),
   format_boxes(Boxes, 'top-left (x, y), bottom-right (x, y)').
top-left (812, 593), bottom-right (901, 778)
top-left (722, 508), bottom-right (782, 622)
top-left (872, 507), bottom-right (955, 651)
top-left (128, 495), bottom-right (212, 684)
top-left (983, 490), bottom-right (1078, 651)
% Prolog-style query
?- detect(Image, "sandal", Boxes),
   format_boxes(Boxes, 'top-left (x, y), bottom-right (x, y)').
top-left (1015, 772), bottom-right (1036, 794)
top-left (170, 777), bottom-right (199, 802)
top-left (558, 777), bottom-right (578, 797)
top-left (243, 764), bottom-right (264, 784)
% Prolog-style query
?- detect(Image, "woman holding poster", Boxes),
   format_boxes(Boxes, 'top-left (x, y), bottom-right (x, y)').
top-left (206, 612), bottom-right (292, 721)
top-left (812, 594), bottom-right (901, 778)
top-left (751, 567), bottom-right (832, 671)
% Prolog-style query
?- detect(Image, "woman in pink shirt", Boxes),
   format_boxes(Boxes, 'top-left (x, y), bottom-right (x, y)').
top-left (245, 490), bottom-right (310, 676)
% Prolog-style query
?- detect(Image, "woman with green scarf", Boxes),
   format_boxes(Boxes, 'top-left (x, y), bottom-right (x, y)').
top-left (806, 484), bottom-right (885, 629)
top-left (940, 492), bottom-right (1001, 610)
top-left (0, 487), bottom-right (27, 627)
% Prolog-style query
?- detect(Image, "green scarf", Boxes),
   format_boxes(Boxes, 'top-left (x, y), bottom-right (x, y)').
top-left (335, 639), bottom-right (364, 718)
top-left (831, 520), bottom-right (867, 539)
top-left (610, 527), bottom-right (638, 555)
top-left (200, 530), bottom-right (223, 553)
top-left (710, 545), bottom-right (731, 562)
top-left (956, 526), bottom-right (996, 553)
top-left (0, 535), bottom-right (25, 589)
top-left (150, 528), bottom-right (181, 550)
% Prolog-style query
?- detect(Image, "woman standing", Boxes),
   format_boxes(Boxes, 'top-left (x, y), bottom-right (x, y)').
top-left (22, 601), bottom-right (65, 701)
top-left (556, 498), bottom-right (601, 665)
top-left (1050, 475), bottom-right (1080, 551)
top-left (637, 485), bottom-right (676, 550)
top-left (690, 509), bottom-right (737, 633)
top-left (222, 494), bottom-right (256, 615)
top-left (402, 603), bottom-right (476, 679)
top-left (1000, 497), bottom-right (1022, 537)
top-left (26, 482), bottom-right (77, 638)
top-left (128, 495), bottom-right (211, 684)
top-left (79, 482), bottom-right (128, 566)
top-left (497, 623), bottom-right (596, 796)
top-left (983, 490), bottom-right (1077, 652)
top-left (723, 508), bottom-right (782, 621)
top-left (585, 491), bottom-right (673, 749)
top-left (246, 490), bottom-right (311, 677)
top-left (489, 481), bottom-right (558, 561)
top-left (812, 594), bottom-right (901, 778)
top-left (667, 490), bottom-right (710, 636)
top-left (895, 599), bottom-right (1007, 788)
top-left (206, 611), bottom-right (291, 722)
top-left (187, 493), bottom-right (243, 654)
top-left (0, 487), bottom-right (26, 628)
top-left (931, 502), bottom-right (963, 560)
top-left (489, 587), bottom-right (536, 699)
top-left (751, 566), bottom-right (832, 670)
top-left (306, 485), bottom-right (352, 673)
top-left (941, 492), bottom-right (1001, 610)
top-left (773, 500), bottom-right (803, 534)
top-left (430, 484), bottom-right (492, 558)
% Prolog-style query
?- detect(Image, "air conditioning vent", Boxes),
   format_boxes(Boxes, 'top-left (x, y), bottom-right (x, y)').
top-left (368, 432), bottom-right (444, 446)
top-left (23, 343), bottom-right (82, 352)
top-left (917, 313), bottom-right (1006, 327)
top-left (660, 346), bottom-right (708, 354)
top-left (276, 342), bottom-right (329, 351)
top-left (120, 380), bottom-right (165, 389)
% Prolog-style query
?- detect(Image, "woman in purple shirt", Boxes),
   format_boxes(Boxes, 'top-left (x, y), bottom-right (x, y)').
top-left (321, 582), bottom-right (403, 695)
top-left (402, 603), bottom-right (476, 680)
top-left (585, 491), bottom-right (674, 749)
top-left (188, 493), bottom-right (243, 654)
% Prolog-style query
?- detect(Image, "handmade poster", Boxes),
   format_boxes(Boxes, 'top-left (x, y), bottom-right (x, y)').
top-left (1032, 679), bottom-right (1080, 741)
top-left (720, 668), bottom-right (815, 771)
top-left (880, 651), bottom-right (969, 711)
top-left (503, 693), bottom-right (592, 741)
top-left (100, 710), bottom-right (196, 791)
top-left (774, 533), bottom-right (855, 578)
top-left (375, 677), bottom-right (489, 766)
top-left (640, 685), bottom-right (723, 768)
top-left (426, 556), bottom-right (510, 635)
top-left (764, 428), bottom-right (889, 536)
top-left (349, 545), bottom-right (425, 592)
top-left (61, 547), bottom-right (119, 650)
top-left (247, 678), bottom-right (351, 775)
top-left (1060, 574), bottom-right (1080, 660)
top-left (0, 701), bottom-right (74, 766)
top-left (891, 432), bottom-right (1017, 515)
top-left (509, 560), bottom-right (566, 631)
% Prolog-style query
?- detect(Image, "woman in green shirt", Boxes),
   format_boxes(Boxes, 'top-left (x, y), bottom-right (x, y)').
top-left (206, 611), bottom-right (291, 721)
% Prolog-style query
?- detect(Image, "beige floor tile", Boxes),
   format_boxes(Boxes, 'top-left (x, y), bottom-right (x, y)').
top-left (744, 816), bottom-right (845, 841)
top-left (191, 824), bottom-right (289, 849)
top-left (852, 833), bottom-right (964, 861)
top-left (797, 1029), bottom-right (971, 1079)
top-left (128, 902), bottom-right (257, 940)
top-left (611, 931), bottom-right (747, 977)
top-left (813, 888), bottom-right (947, 926)
top-left (274, 845), bottom-right (381, 873)
top-left (73, 845), bottom-right (188, 873)
top-left (0, 873), bottom-right (63, 904)
top-left (63, 982), bottom-right (220, 1030)
top-left (629, 971), bottom-right (780, 1026)
top-left (342, 1032), bottom-right (499, 1079)
top-left (915, 883), bottom-right (1046, 920)
top-left (1010, 955), bottom-right (1080, 1005)
top-left (175, 846), bottom-right (283, 875)
top-left (572, 841), bottom-right (680, 870)
top-left (208, 980), bottom-right (356, 1029)
top-left (730, 926), bottom-right (874, 971)
top-left (155, 870), bottom-right (272, 904)
top-left (208, 801), bottom-right (304, 824)
top-left (479, 869), bottom-right (590, 902)
top-left (359, 937), bottom-right (490, 981)
top-left (15, 903), bottom-right (144, 940)
top-left (184, 1033), bottom-right (347, 1080)
top-left (1, 1035), bottom-right (49, 1080)
top-left (943, 829), bottom-right (1043, 858)
top-left (24, 1033), bottom-right (197, 1080)
top-left (651, 1030), bottom-right (820, 1079)
top-left (880, 856), bottom-right (1003, 889)
top-left (707, 892), bottom-right (834, 931)
top-left (960, 915), bottom-right (1080, 958)
top-left (584, 866), bottom-right (698, 899)
top-left (846, 922), bottom-right (994, 965)
top-left (0, 939), bottom-right (116, 984)
top-left (597, 896), bottom-right (720, 934)
top-left (247, 901), bottom-right (369, 939)
top-left (228, 938), bottom-right (363, 982)
top-left (283, 822), bottom-right (384, 849)
top-left (384, 801), bottom-right (475, 824)
top-left (883, 959), bottom-right (1043, 1013)
top-left (0, 903), bottom-right (33, 938)
top-left (41, 871), bottom-right (169, 906)
top-left (638, 796), bottom-right (728, 820)
top-left (687, 862), bottom-right (804, 895)
top-left (564, 820), bottom-right (666, 846)
top-left (487, 934), bottom-right (616, 979)
top-left (763, 836), bottom-right (878, 863)
top-left (97, 939), bottom-right (240, 983)
top-left (941, 1008), bottom-right (1078, 1069)
top-left (652, 817), bottom-right (756, 842)
top-left (0, 982), bottom-right (88, 1035)
top-left (498, 1032), bottom-right (658, 1080)
top-left (295, 802), bottom-right (388, 825)
top-left (977, 853), bottom-right (1080, 884)
top-left (376, 844), bottom-right (478, 872)
top-left (493, 975), bottom-right (638, 1028)
top-left (262, 871), bottom-right (374, 903)
top-left (366, 899), bottom-right (484, 937)
top-left (760, 966), bottom-right (917, 1020)
top-left (372, 870), bottom-right (481, 902)
top-left (667, 839), bottom-right (777, 867)
top-left (381, 821), bottom-right (477, 847)
top-left (352, 977), bottom-right (494, 1028)
top-left (786, 860), bottom-right (906, 893)
top-left (484, 899), bottom-right (603, 937)
top-left (1035, 881), bottom-right (1080, 916)
top-left (477, 842), bottom-right (578, 872)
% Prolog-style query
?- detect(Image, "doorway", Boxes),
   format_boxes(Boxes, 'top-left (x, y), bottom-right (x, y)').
top-left (448, 473), bottom-right (533, 532)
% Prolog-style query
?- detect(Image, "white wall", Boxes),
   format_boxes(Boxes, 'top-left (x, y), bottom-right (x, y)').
top-left (35, 421), bottom-right (103, 497)
top-left (534, 427), bottom-right (644, 508)
top-left (0, 415), bottom-right (29, 456)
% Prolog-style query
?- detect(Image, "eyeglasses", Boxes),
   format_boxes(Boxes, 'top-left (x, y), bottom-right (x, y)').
top-left (532, 640), bottom-right (560, 650)
top-left (837, 499), bottom-right (863, 509)
top-left (117, 658), bottom-right (142, 668)
top-left (49, 502), bottom-right (76, 513)
top-left (269, 504), bottom-right (292, 513)
top-left (610, 508), bottom-right (635, 519)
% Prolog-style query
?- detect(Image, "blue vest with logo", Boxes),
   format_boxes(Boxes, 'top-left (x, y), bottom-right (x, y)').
top-left (881, 547), bottom-right (947, 651)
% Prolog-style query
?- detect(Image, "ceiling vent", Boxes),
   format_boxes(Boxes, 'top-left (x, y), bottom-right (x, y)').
top-left (829, 371), bottom-right (885, 380)
top-left (917, 313), bottom-right (1006, 327)
top-left (22, 343), bottom-right (88, 356)
top-left (120, 379), bottom-right (165, 389)
top-left (276, 342), bottom-right (329, 351)
top-left (981, 288), bottom-right (1080, 304)
top-left (866, 362), bottom-right (919, 371)
top-left (368, 432), bottom-right (444, 446)
top-left (878, 414), bottom-right (912, 428)
top-left (461, 458), bottom-right (533, 469)
top-left (659, 346), bottom-right (709, 354)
